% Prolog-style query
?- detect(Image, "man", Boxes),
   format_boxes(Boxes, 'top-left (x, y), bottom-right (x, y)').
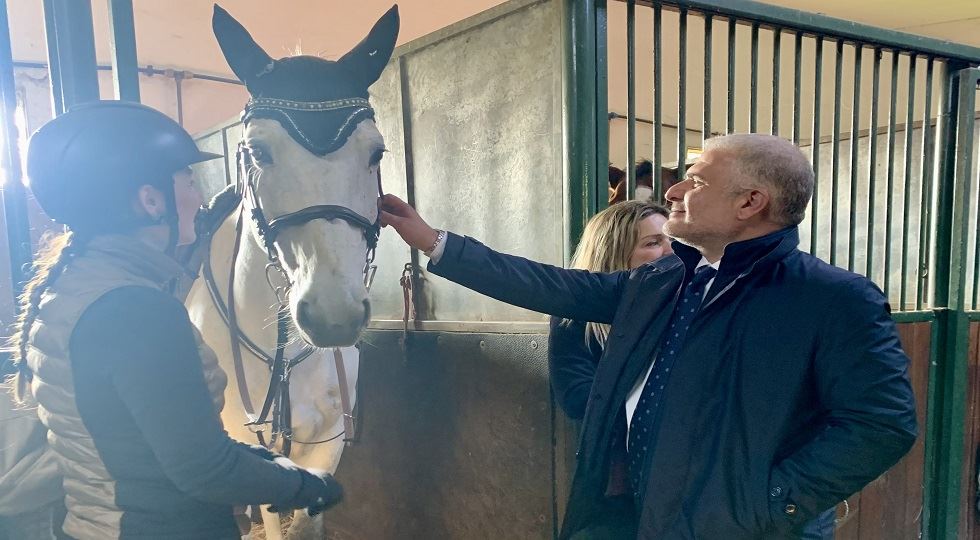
top-left (379, 134), bottom-right (916, 539)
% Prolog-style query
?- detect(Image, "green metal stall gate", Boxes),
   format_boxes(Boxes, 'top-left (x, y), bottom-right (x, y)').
top-left (569, 1), bottom-right (980, 538)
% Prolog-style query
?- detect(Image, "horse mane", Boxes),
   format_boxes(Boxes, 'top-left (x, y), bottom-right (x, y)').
top-left (173, 184), bottom-right (242, 300)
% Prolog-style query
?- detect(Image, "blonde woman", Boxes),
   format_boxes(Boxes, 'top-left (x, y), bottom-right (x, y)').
top-left (549, 201), bottom-right (672, 420)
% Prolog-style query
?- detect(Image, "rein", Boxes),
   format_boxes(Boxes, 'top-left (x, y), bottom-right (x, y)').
top-left (196, 97), bottom-right (383, 456)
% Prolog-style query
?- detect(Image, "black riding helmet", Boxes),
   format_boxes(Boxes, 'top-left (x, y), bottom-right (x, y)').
top-left (26, 100), bottom-right (220, 236)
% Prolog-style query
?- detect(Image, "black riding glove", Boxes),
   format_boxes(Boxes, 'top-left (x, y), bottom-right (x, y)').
top-left (268, 469), bottom-right (343, 515)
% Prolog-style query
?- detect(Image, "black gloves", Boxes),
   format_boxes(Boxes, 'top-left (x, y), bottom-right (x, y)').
top-left (268, 468), bottom-right (343, 516)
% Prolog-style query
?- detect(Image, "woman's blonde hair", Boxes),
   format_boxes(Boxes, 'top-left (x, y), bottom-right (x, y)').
top-left (566, 200), bottom-right (668, 345)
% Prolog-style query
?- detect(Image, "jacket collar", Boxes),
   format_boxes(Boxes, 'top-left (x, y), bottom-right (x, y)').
top-left (671, 226), bottom-right (799, 282)
top-left (85, 234), bottom-right (186, 288)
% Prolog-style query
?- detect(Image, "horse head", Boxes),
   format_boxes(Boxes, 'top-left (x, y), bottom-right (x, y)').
top-left (213, 5), bottom-right (399, 347)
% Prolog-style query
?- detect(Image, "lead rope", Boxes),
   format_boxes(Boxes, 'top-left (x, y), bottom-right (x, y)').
top-left (399, 262), bottom-right (416, 354)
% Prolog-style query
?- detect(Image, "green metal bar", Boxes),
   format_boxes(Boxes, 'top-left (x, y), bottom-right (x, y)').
top-left (968, 311), bottom-right (980, 322)
top-left (563, 0), bottom-right (599, 254)
top-left (596, 1), bottom-right (609, 211)
top-left (726, 17), bottom-right (735, 134)
top-left (771, 28), bottom-right (780, 136)
top-left (677, 8), bottom-right (688, 179)
top-left (653, 4), bottom-right (663, 200)
top-left (848, 45), bottom-right (863, 273)
top-left (651, 0), bottom-right (980, 63)
top-left (830, 40), bottom-right (843, 267)
top-left (626, 0), bottom-right (636, 197)
top-left (865, 48), bottom-right (881, 280)
top-left (703, 15), bottom-right (712, 142)
top-left (929, 61), bottom-right (974, 540)
top-left (750, 22), bottom-right (759, 132)
top-left (792, 31), bottom-right (802, 145)
top-left (107, 0), bottom-right (140, 101)
top-left (901, 54), bottom-right (917, 311)
top-left (891, 310), bottom-right (937, 323)
top-left (0, 0), bottom-right (33, 299)
top-left (921, 312), bottom-right (941, 538)
top-left (917, 59), bottom-right (935, 310)
top-left (45, 0), bottom-right (100, 109)
top-left (883, 50), bottom-right (899, 300)
top-left (809, 36), bottom-right (822, 257)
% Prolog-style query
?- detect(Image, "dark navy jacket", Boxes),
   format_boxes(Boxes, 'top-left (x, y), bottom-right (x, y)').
top-left (428, 227), bottom-right (916, 539)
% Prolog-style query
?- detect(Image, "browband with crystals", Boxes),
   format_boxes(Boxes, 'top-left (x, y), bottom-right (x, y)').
top-left (242, 96), bottom-right (376, 156)
top-left (246, 97), bottom-right (372, 112)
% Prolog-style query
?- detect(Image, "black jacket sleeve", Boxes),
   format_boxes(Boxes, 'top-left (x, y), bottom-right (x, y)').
top-left (429, 233), bottom-right (628, 324)
top-left (548, 317), bottom-right (602, 420)
top-left (71, 286), bottom-right (327, 508)
top-left (767, 277), bottom-right (917, 527)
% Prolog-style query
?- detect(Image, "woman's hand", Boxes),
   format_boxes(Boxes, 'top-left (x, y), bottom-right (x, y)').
top-left (378, 194), bottom-right (439, 252)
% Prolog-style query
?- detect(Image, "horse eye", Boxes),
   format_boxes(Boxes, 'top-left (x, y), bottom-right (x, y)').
top-left (369, 148), bottom-right (386, 167)
top-left (248, 144), bottom-right (273, 166)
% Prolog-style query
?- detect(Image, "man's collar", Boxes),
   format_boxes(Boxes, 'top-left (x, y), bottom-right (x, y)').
top-left (671, 226), bottom-right (799, 277)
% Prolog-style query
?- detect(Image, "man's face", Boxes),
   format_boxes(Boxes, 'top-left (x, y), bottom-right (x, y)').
top-left (662, 147), bottom-right (744, 250)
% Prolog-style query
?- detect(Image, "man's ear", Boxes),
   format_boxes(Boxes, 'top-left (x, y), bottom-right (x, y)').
top-left (735, 188), bottom-right (770, 221)
top-left (136, 184), bottom-right (167, 223)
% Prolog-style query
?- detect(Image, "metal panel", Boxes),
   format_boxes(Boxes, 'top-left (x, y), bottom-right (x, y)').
top-left (408, 0), bottom-right (563, 322)
top-left (327, 330), bottom-right (557, 539)
top-left (368, 57), bottom-right (412, 321)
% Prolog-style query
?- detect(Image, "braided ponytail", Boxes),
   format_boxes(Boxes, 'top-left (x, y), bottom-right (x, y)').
top-left (6, 230), bottom-right (82, 403)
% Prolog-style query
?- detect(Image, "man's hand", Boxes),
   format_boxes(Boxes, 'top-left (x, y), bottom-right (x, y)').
top-left (379, 194), bottom-right (439, 251)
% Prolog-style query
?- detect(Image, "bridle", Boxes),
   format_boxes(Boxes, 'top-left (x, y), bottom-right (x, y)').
top-left (202, 96), bottom-right (383, 456)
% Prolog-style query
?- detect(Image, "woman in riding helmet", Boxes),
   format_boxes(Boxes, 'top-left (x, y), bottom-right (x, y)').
top-left (7, 101), bottom-right (342, 540)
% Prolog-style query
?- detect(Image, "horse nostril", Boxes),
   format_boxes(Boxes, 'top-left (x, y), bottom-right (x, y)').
top-left (361, 299), bottom-right (371, 326)
top-left (296, 299), bottom-right (313, 328)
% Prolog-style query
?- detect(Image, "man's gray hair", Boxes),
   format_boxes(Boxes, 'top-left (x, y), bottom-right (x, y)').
top-left (704, 133), bottom-right (814, 226)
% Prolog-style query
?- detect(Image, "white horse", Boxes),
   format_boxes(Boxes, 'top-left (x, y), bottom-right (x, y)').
top-left (184, 5), bottom-right (399, 539)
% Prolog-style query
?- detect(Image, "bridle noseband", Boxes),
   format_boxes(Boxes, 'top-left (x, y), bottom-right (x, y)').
top-left (206, 96), bottom-right (384, 456)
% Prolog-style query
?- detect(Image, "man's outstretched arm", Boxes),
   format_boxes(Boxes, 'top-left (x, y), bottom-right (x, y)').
top-left (379, 194), bottom-right (627, 323)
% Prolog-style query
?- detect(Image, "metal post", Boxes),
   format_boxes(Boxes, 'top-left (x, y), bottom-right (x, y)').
top-left (929, 62), bottom-right (974, 540)
top-left (40, 0), bottom-right (63, 115)
top-left (43, 0), bottom-right (100, 111)
top-left (652, 4), bottom-right (663, 200)
top-left (771, 28), bottom-right (780, 136)
top-left (749, 23), bottom-right (759, 132)
top-left (726, 17), bottom-right (735, 134)
top-left (830, 40), bottom-right (843, 266)
top-left (847, 45), bottom-right (863, 272)
top-left (865, 48), bottom-right (881, 280)
top-left (564, 0), bottom-right (601, 256)
top-left (703, 15), bottom-right (712, 143)
top-left (677, 8), bottom-right (688, 180)
top-left (883, 51), bottom-right (899, 299)
top-left (809, 36), bottom-right (822, 256)
top-left (901, 54), bottom-right (917, 310)
top-left (107, 0), bottom-right (140, 101)
top-left (917, 59), bottom-right (935, 310)
top-left (626, 0), bottom-right (636, 196)
top-left (0, 0), bottom-right (32, 300)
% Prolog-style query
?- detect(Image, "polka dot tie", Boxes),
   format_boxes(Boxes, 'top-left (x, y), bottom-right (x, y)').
top-left (627, 265), bottom-right (717, 495)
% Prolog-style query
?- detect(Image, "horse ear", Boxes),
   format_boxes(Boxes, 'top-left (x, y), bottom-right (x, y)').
top-left (338, 5), bottom-right (400, 88)
top-left (212, 4), bottom-right (275, 86)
